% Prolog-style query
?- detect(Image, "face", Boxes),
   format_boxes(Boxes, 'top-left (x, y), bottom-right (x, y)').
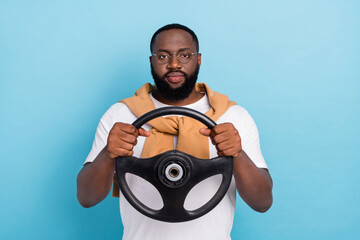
top-left (150, 29), bottom-right (201, 101)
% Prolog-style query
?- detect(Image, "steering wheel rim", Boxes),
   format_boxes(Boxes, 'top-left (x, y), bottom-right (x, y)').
top-left (132, 106), bottom-right (216, 129)
top-left (115, 106), bottom-right (233, 222)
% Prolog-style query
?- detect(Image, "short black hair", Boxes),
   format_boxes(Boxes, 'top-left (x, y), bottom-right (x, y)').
top-left (150, 23), bottom-right (199, 53)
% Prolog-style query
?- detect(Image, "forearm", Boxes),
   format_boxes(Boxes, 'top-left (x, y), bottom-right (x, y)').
top-left (233, 150), bottom-right (273, 212)
top-left (77, 147), bottom-right (115, 208)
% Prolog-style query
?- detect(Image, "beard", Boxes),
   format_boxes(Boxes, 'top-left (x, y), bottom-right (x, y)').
top-left (151, 64), bottom-right (200, 101)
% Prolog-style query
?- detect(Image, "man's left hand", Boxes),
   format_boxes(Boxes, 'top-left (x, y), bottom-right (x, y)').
top-left (199, 123), bottom-right (242, 157)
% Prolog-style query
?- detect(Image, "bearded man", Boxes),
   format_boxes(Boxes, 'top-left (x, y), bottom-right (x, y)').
top-left (77, 23), bottom-right (273, 240)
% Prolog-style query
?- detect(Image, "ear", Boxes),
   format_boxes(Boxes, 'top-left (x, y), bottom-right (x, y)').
top-left (197, 53), bottom-right (202, 66)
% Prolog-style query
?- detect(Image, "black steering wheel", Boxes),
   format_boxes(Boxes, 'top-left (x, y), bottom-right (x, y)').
top-left (114, 107), bottom-right (233, 222)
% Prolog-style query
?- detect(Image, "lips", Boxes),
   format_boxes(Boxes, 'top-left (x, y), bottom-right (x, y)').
top-left (166, 72), bottom-right (185, 84)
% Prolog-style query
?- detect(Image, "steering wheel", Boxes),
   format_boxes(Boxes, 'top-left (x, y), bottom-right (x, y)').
top-left (114, 107), bottom-right (233, 222)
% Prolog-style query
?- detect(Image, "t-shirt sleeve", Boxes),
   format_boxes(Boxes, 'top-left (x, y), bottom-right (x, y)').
top-left (240, 110), bottom-right (267, 169)
top-left (219, 105), bottom-right (268, 169)
top-left (84, 103), bottom-right (138, 165)
top-left (84, 108), bottom-right (113, 164)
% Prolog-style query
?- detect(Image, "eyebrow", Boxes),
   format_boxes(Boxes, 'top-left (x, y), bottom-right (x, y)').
top-left (156, 48), bottom-right (192, 53)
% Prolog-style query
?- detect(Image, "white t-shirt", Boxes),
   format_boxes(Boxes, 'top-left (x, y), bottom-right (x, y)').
top-left (85, 93), bottom-right (267, 240)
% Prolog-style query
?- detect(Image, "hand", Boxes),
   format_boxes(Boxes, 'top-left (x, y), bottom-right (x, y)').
top-left (199, 123), bottom-right (242, 157)
top-left (106, 122), bottom-right (150, 159)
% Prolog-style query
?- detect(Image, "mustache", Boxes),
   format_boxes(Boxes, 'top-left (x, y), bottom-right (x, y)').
top-left (163, 70), bottom-right (187, 78)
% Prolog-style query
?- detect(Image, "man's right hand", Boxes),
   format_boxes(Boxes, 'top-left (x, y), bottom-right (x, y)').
top-left (77, 122), bottom-right (150, 208)
top-left (106, 122), bottom-right (150, 159)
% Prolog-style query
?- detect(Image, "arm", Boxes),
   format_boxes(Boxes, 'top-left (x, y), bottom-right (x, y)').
top-left (200, 123), bottom-right (273, 212)
top-left (77, 123), bottom-right (149, 208)
top-left (233, 151), bottom-right (273, 212)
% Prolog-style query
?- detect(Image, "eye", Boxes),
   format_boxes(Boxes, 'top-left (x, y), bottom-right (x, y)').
top-left (179, 52), bottom-right (191, 59)
top-left (158, 53), bottom-right (169, 59)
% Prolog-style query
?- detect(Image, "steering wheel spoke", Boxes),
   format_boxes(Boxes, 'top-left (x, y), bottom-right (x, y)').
top-left (116, 155), bottom-right (158, 183)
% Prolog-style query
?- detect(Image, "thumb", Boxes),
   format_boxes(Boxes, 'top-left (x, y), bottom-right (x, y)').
top-left (199, 128), bottom-right (211, 136)
top-left (138, 128), bottom-right (151, 137)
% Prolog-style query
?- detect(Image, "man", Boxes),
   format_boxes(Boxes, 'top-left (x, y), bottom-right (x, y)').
top-left (77, 24), bottom-right (273, 240)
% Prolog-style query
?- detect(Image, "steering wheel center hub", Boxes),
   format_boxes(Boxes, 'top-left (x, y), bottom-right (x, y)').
top-left (166, 164), bottom-right (183, 180)
top-left (158, 152), bottom-right (192, 188)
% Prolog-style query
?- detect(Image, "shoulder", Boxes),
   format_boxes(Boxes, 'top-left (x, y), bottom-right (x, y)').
top-left (217, 105), bottom-right (259, 135)
top-left (218, 105), bottom-right (253, 123)
top-left (101, 102), bottom-right (137, 125)
top-left (106, 102), bottom-right (133, 115)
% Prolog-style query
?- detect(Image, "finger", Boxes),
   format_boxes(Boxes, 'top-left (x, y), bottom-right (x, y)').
top-left (212, 133), bottom-right (228, 145)
top-left (199, 128), bottom-right (211, 136)
top-left (108, 135), bottom-right (135, 151)
top-left (216, 151), bottom-right (225, 157)
top-left (106, 143), bottom-right (134, 158)
top-left (221, 148), bottom-right (240, 157)
top-left (112, 148), bottom-right (134, 157)
top-left (114, 122), bottom-right (138, 136)
top-left (212, 126), bottom-right (240, 145)
top-left (216, 147), bottom-right (239, 157)
top-left (211, 124), bottom-right (229, 135)
top-left (213, 130), bottom-right (239, 145)
top-left (216, 140), bottom-right (234, 152)
top-left (200, 128), bottom-right (216, 145)
top-left (116, 141), bottom-right (135, 151)
top-left (108, 129), bottom-right (137, 151)
top-left (138, 128), bottom-right (151, 137)
top-left (216, 140), bottom-right (242, 157)
top-left (115, 131), bottom-right (137, 145)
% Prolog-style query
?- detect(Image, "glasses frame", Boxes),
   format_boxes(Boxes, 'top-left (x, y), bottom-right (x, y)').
top-left (151, 50), bottom-right (199, 64)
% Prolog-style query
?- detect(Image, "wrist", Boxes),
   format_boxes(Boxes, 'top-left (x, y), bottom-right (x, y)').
top-left (104, 145), bottom-right (118, 159)
top-left (233, 150), bottom-right (247, 164)
top-left (101, 146), bottom-right (116, 166)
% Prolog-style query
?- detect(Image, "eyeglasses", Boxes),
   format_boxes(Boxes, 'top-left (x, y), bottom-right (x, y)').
top-left (151, 50), bottom-right (198, 64)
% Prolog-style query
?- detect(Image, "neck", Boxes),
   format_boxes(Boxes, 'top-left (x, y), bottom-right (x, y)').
top-left (152, 89), bottom-right (204, 106)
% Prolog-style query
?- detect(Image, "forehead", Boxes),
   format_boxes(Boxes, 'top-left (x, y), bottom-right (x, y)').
top-left (152, 29), bottom-right (196, 52)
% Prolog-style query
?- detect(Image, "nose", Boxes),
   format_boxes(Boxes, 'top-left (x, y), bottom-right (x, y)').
top-left (167, 54), bottom-right (182, 70)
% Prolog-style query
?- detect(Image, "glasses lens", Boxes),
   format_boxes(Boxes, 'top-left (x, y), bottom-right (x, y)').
top-left (177, 51), bottom-right (194, 64)
top-left (155, 52), bottom-right (170, 64)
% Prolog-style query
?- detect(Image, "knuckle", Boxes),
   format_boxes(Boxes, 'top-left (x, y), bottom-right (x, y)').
top-left (123, 135), bottom-right (136, 145)
top-left (129, 143), bottom-right (135, 151)
top-left (106, 145), bottom-right (117, 157)
top-left (108, 127), bottom-right (115, 136)
top-left (107, 135), bottom-right (116, 144)
top-left (232, 128), bottom-right (239, 136)
top-left (217, 151), bottom-right (224, 157)
top-left (120, 142), bottom-right (131, 151)
top-left (222, 149), bottom-right (232, 156)
top-left (215, 144), bottom-right (222, 152)
top-left (118, 149), bottom-right (129, 156)
top-left (113, 122), bottom-right (123, 129)
top-left (128, 125), bottom-right (137, 133)
top-left (216, 142), bottom-right (224, 150)
top-left (213, 126), bottom-right (220, 134)
top-left (130, 135), bottom-right (137, 143)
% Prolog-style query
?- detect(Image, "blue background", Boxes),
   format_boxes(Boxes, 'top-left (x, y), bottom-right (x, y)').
top-left (1, 0), bottom-right (359, 239)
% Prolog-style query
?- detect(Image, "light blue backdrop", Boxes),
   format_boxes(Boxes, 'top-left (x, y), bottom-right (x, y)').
top-left (1, 0), bottom-right (359, 239)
